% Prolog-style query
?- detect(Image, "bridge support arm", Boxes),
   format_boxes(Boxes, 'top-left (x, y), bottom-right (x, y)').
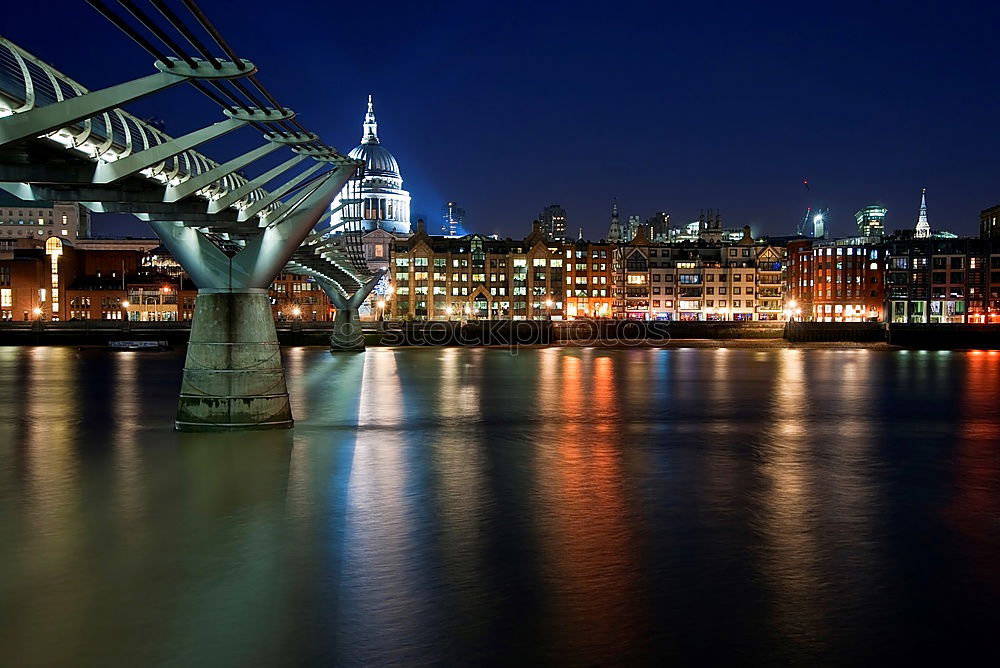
top-left (0, 71), bottom-right (185, 147)
top-left (93, 116), bottom-right (248, 183)
top-left (164, 142), bottom-right (281, 202)
top-left (233, 164), bottom-right (359, 288)
top-left (207, 154), bottom-right (305, 214)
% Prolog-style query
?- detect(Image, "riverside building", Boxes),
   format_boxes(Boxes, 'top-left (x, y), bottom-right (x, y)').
top-left (385, 222), bottom-right (791, 322)
top-left (786, 238), bottom-right (886, 322)
top-left (389, 221), bottom-right (565, 320)
top-left (883, 236), bottom-right (1000, 324)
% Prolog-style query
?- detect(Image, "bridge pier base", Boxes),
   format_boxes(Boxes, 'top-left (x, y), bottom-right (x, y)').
top-left (322, 271), bottom-right (384, 353)
top-left (330, 307), bottom-right (366, 351)
top-left (175, 290), bottom-right (292, 431)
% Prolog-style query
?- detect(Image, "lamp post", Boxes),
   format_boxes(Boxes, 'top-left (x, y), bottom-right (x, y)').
top-left (545, 298), bottom-right (554, 321)
top-left (785, 299), bottom-right (798, 322)
top-left (377, 299), bottom-right (386, 321)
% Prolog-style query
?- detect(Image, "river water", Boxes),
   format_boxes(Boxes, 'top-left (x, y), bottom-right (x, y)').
top-left (1, 346), bottom-right (999, 666)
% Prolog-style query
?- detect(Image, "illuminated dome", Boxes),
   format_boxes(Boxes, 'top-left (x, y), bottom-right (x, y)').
top-left (330, 95), bottom-right (410, 235)
top-left (348, 143), bottom-right (399, 178)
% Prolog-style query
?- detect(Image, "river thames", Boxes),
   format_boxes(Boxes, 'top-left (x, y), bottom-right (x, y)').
top-left (1, 346), bottom-right (999, 666)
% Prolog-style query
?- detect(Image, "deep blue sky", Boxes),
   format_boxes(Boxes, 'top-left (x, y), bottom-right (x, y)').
top-left (7, 0), bottom-right (999, 238)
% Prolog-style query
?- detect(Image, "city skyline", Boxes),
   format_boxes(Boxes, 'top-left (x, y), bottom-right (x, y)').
top-left (7, 0), bottom-right (1000, 241)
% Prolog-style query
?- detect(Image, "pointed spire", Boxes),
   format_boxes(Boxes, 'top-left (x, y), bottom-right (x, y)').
top-left (915, 187), bottom-right (931, 238)
top-left (362, 94), bottom-right (379, 145)
top-left (607, 199), bottom-right (622, 242)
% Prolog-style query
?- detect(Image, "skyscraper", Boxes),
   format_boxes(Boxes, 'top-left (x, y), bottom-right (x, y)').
top-left (914, 188), bottom-right (931, 238)
top-left (442, 201), bottom-right (466, 236)
top-left (627, 215), bottom-right (642, 243)
top-left (855, 206), bottom-right (887, 238)
top-left (538, 204), bottom-right (567, 241)
top-left (646, 211), bottom-right (671, 242)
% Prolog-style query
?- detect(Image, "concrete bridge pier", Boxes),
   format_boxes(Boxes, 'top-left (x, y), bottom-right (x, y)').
top-left (146, 166), bottom-right (358, 431)
top-left (323, 272), bottom-right (385, 352)
top-left (176, 289), bottom-right (291, 431)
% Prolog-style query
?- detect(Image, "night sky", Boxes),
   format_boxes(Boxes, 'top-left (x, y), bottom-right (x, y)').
top-left (6, 0), bottom-right (999, 239)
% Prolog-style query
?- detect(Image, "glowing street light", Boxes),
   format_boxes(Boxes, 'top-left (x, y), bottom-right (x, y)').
top-left (32, 307), bottom-right (42, 317)
top-left (291, 307), bottom-right (301, 318)
top-left (120, 300), bottom-right (130, 309)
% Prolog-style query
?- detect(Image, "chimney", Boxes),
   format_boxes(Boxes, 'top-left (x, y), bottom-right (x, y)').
top-left (416, 218), bottom-right (426, 234)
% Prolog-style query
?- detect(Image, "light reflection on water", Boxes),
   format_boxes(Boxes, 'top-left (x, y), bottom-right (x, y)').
top-left (1, 346), bottom-right (999, 666)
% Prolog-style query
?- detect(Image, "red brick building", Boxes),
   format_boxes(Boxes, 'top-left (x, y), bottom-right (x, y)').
top-left (786, 238), bottom-right (885, 322)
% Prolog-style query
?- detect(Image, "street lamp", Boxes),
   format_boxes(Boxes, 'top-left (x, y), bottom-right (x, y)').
top-left (545, 298), bottom-right (554, 321)
top-left (377, 299), bottom-right (386, 321)
top-left (291, 307), bottom-right (301, 320)
top-left (445, 306), bottom-right (453, 320)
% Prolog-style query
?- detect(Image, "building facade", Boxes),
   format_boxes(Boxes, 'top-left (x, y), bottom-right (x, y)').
top-left (855, 205), bottom-right (887, 238)
top-left (787, 238), bottom-right (885, 322)
top-left (389, 222), bottom-right (565, 320)
top-left (0, 194), bottom-right (90, 245)
top-left (539, 204), bottom-right (567, 242)
top-left (884, 237), bottom-right (1000, 324)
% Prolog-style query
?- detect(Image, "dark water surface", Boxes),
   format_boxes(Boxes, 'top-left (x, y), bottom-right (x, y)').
top-left (1, 346), bottom-right (999, 666)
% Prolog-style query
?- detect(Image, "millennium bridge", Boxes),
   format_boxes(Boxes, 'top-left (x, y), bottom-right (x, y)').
top-left (0, 0), bottom-right (382, 431)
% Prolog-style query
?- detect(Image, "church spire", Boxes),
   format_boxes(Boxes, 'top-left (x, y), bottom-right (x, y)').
top-left (362, 94), bottom-right (379, 145)
top-left (915, 187), bottom-right (931, 238)
top-left (607, 199), bottom-right (622, 242)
